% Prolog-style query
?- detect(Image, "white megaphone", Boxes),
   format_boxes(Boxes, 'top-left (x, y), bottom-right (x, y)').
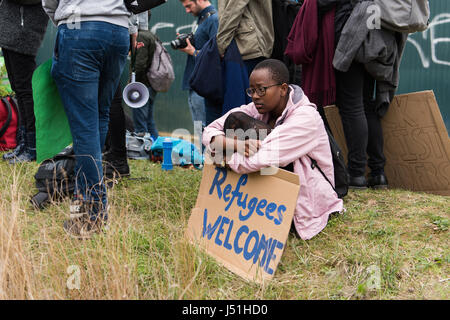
top-left (123, 72), bottom-right (149, 108)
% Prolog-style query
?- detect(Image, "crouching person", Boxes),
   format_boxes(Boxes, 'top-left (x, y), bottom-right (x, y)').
top-left (202, 59), bottom-right (343, 240)
top-left (43, 0), bottom-right (130, 239)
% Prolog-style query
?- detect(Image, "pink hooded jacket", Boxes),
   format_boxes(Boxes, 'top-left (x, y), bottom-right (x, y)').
top-left (202, 85), bottom-right (344, 240)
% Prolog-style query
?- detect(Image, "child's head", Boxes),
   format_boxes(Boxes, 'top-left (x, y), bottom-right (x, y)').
top-left (247, 59), bottom-right (290, 117)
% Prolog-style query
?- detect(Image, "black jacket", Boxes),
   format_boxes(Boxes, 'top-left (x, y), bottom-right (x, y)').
top-left (317, 0), bottom-right (355, 47)
top-left (0, 0), bottom-right (49, 56)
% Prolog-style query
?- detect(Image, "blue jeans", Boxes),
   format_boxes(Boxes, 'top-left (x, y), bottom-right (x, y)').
top-left (51, 22), bottom-right (129, 220)
top-left (188, 89), bottom-right (206, 128)
top-left (132, 86), bottom-right (158, 138)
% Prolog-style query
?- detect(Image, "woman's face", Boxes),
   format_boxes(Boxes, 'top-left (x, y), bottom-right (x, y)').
top-left (248, 68), bottom-right (289, 117)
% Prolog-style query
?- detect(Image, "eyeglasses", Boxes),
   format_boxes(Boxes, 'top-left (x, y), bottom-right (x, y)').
top-left (245, 83), bottom-right (283, 97)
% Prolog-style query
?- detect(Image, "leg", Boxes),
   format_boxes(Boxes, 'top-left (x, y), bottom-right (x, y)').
top-left (132, 95), bottom-right (149, 134)
top-left (363, 74), bottom-right (388, 188)
top-left (188, 89), bottom-right (206, 128)
top-left (104, 85), bottom-right (130, 178)
top-left (145, 87), bottom-right (159, 139)
top-left (3, 49), bottom-right (37, 162)
top-left (205, 98), bottom-right (222, 127)
top-left (107, 85), bottom-right (127, 160)
top-left (335, 62), bottom-right (368, 187)
top-left (52, 22), bottom-right (128, 219)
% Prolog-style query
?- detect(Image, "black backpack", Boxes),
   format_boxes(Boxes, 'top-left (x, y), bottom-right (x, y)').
top-left (309, 126), bottom-right (349, 199)
top-left (30, 146), bottom-right (76, 209)
top-left (124, 0), bottom-right (166, 14)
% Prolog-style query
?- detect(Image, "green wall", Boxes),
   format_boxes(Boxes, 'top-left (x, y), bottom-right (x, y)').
top-left (36, 1), bottom-right (218, 135)
top-left (35, 0), bottom-right (449, 134)
top-left (397, 0), bottom-right (450, 134)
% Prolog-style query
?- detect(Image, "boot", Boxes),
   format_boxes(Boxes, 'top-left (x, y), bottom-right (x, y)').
top-left (9, 131), bottom-right (36, 164)
top-left (2, 126), bottom-right (25, 161)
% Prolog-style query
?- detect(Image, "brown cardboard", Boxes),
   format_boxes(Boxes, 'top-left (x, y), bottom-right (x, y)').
top-left (324, 90), bottom-right (450, 195)
top-left (185, 164), bottom-right (300, 283)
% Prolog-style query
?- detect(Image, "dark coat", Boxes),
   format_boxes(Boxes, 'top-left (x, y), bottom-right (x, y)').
top-left (0, 0), bottom-right (49, 56)
top-left (135, 30), bottom-right (157, 88)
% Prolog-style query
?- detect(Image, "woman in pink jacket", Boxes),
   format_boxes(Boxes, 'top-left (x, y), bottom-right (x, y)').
top-left (202, 59), bottom-right (344, 240)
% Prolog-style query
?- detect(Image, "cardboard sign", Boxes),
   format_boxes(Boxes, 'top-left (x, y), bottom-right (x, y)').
top-left (185, 164), bottom-right (300, 283)
top-left (324, 90), bottom-right (450, 195)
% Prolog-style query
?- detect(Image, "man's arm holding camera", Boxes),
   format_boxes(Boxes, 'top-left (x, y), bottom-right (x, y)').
top-left (178, 38), bottom-right (197, 56)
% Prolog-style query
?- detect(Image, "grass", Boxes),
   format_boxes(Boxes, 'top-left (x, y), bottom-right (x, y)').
top-left (0, 155), bottom-right (448, 300)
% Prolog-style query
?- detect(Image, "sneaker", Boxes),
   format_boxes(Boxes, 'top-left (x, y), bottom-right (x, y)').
top-left (368, 174), bottom-right (388, 189)
top-left (63, 215), bottom-right (107, 240)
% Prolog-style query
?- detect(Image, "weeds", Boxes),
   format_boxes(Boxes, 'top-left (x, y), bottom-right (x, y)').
top-left (0, 157), bottom-right (448, 299)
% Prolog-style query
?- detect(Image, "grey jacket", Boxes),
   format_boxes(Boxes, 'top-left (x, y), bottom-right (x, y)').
top-left (42, 0), bottom-right (130, 29)
top-left (333, 0), bottom-right (407, 116)
top-left (0, 0), bottom-right (49, 56)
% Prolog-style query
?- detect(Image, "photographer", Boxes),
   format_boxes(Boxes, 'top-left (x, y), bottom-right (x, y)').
top-left (176, 0), bottom-right (218, 128)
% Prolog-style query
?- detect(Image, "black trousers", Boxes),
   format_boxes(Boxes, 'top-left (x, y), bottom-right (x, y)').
top-left (2, 48), bottom-right (36, 134)
top-left (335, 62), bottom-right (385, 177)
top-left (105, 86), bottom-right (130, 160)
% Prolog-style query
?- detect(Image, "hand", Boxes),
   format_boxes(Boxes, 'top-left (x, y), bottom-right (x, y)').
top-left (179, 38), bottom-right (196, 56)
top-left (236, 139), bottom-right (261, 157)
top-left (130, 32), bottom-right (145, 51)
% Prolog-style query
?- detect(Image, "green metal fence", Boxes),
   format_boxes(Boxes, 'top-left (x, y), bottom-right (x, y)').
top-left (397, 0), bottom-right (450, 134)
top-left (34, 0), bottom-right (450, 134)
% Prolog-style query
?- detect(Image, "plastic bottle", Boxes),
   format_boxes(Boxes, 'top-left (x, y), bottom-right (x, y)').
top-left (162, 138), bottom-right (173, 171)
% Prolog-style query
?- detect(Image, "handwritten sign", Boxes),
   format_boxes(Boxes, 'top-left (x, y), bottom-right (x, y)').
top-left (185, 165), bottom-right (300, 283)
top-left (324, 90), bottom-right (450, 195)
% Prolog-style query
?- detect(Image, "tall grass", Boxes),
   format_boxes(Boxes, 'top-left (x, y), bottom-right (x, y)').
top-left (0, 158), bottom-right (448, 299)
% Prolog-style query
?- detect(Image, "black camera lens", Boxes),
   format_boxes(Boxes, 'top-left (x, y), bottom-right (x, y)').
top-left (170, 39), bottom-right (181, 50)
top-left (170, 33), bottom-right (194, 50)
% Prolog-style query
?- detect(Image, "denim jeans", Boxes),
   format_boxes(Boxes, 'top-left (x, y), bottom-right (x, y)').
top-left (188, 89), bottom-right (206, 128)
top-left (51, 22), bottom-right (129, 220)
top-left (132, 86), bottom-right (159, 138)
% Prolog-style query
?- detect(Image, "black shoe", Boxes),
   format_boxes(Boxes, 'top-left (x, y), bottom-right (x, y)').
top-left (104, 156), bottom-right (130, 179)
top-left (368, 174), bottom-right (388, 189)
top-left (348, 175), bottom-right (367, 190)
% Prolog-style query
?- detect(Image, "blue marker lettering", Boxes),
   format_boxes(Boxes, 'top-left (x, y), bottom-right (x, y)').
top-left (234, 225), bottom-right (249, 255)
top-left (202, 209), bottom-right (222, 240)
top-left (265, 202), bottom-right (277, 221)
top-left (209, 167), bottom-right (227, 199)
top-left (223, 219), bottom-right (233, 250)
top-left (243, 230), bottom-right (259, 261)
top-left (224, 174), bottom-right (248, 211)
top-left (255, 199), bottom-right (268, 216)
top-left (274, 205), bottom-right (286, 225)
top-left (223, 184), bottom-right (232, 202)
top-left (215, 216), bottom-right (230, 246)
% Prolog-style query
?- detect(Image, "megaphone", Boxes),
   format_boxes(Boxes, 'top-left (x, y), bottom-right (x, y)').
top-left (123, 72), bottom-right (149, 108)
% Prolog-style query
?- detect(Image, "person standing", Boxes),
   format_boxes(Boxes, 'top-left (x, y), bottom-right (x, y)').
top-left (129, 11), bottom-right (159, 140)
top-left (216, 0), bottom-right (274, 77)
top-left (0, 0), bottom-right (49, 163)
top-left (177, 0), bottom-right (218, 129)
top-left (43, 0), bottom-right (131, 239)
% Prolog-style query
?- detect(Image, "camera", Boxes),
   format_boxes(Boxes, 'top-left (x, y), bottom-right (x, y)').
top-left (170, 33), bottom-right (195, 50)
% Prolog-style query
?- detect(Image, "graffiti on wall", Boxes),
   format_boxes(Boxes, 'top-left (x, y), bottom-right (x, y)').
top-left (406, 13), bottom-right (450, 68)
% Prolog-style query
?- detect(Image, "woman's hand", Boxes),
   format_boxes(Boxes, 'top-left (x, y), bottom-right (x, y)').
top-left (236, 139), bottom-right (261, 157)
